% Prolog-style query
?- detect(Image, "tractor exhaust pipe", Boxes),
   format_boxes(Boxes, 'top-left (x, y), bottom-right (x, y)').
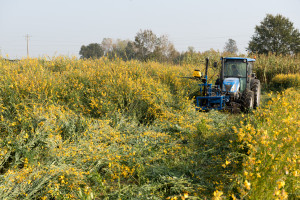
top-left (202, 58), bottom-right (209, 97)
top-left (205, 57), bottom-right (209, 78)
top-left (221, 57), bottom-right (224, 87)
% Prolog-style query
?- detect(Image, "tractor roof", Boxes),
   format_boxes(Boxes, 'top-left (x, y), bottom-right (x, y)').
top-left (223, 57), bottom-right (256, 62)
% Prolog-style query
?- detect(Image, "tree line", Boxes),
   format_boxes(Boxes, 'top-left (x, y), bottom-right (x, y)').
top-left (79, 29), bottom-right (182, 63)
top-left (79, 14), bottom-right (300, 63)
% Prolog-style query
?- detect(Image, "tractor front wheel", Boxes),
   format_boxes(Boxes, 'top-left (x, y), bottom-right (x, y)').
top-left (241, 89), bottom-right (254, 113)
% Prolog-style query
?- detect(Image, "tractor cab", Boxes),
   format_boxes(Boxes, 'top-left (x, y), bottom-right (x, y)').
top-left (221, 57), bottom-right (255, 99)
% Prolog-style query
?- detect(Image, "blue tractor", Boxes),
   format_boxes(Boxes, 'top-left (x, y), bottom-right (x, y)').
top-left (193, 57), bottom-right (261, 112)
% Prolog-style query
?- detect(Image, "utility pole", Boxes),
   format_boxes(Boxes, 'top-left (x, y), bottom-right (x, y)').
top-left (25, 34), bottom-right (31, 57)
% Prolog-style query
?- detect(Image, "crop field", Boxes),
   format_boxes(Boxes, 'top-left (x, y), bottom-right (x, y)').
top-left (0, 55), bottom-right (299, 199)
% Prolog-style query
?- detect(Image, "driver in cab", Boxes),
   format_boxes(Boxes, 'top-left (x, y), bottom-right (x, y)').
top-left (232, 65), bottom-right (241, 76)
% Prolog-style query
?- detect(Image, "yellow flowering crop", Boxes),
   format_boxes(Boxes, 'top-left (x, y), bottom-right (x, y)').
top-left (0, 55), bottom-right (299, 199)
top-left (236, 88), bottom-right (299, 199)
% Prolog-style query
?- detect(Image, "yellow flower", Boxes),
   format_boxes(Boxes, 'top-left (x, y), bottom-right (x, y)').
top-left (183, 192), bottom-right (188, 198)
top-left (231, 194), bottom-right (237, 200)
top-left (213, 190), bottom-right (223, 200)
top-left (244, 180), bottom-right (251, 190)
top-left (274, 190), bottom-right (280, 196)
top-left (277, 180), bottom-right (285, 189)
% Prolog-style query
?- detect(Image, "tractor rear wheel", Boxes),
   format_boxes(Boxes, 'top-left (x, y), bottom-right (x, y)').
top-left (251, 79), bottom-right (261, 109)
top-left (241, 89), bottom-right (254, 113)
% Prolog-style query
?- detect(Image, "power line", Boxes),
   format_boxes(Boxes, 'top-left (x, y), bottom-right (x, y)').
top-left (25, 34), bottom-right (31, 57)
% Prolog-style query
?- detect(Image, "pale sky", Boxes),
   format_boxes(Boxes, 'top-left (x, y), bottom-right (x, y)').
top-left (1, 0), bottom-right (300, 58)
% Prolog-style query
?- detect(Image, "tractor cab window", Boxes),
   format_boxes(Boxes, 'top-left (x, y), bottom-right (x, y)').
top-left (247, 62), bottom-right (253, 76)
top-left (224, 60), bottom-right (247, 78)
top-left (224, 59), bottom-right (247, 92)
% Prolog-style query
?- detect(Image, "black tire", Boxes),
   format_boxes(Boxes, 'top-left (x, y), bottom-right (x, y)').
top-left (215, 78), bottom-right (220, 86)
top-left (241, 89), bottom-right (254, 113)
top-left (251, 79), bottom-right (261, 109)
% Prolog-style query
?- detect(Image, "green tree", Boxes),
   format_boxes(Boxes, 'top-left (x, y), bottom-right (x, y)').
top-left (153, 35), bottom-right (179, 62)
top-left (79, 43), bottom-right (104, 59)
top-left (248, 14), bottom-right (300, 55)
top-left (124, 41), bottom-right (136, 60)
top-left (134, 29), bottom-right (179, 62)
top-left (109, 39), bottom-right (130, 60)
top-left (224, 38), bottom-right (238, 54)
top-left (134, 29), bottom-right (159, 60)
top-left (100, 38), bottom-right (134, 60)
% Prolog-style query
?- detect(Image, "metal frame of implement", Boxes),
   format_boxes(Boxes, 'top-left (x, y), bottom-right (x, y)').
top-left (196, 83), bottom-right (230, 111)
top-left (195, 58), bottom-right (230, 111)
